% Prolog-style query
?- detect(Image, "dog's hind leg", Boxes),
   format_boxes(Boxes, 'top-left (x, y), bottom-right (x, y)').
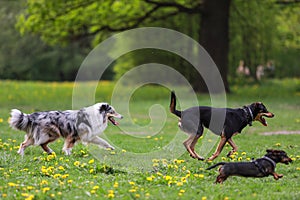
top-left (183, 134), bottom-right (198, 159)
top-left (226, 137), bottom-right (238, 157)
top-left (40, 143), bottom-right (54, 154)
top-left (89, 136), bottom-right (115, 150)
top-left (190, 134), bottom-right (204, 160)
top-left (62, 136), bottom-right (78, 155)
top-left (208, 135), bottom-right (227, 161)
top-left (18, 135), bottom-right (34, 156)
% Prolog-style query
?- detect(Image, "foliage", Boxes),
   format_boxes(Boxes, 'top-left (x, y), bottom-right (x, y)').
top-left (229, 0), bottom-right (300, 78)
top-left (1, 0), bottom-right (299, 82)
top-left (0, 79), bottom-right (300, 199)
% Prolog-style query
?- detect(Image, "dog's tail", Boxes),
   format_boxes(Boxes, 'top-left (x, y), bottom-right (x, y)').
top-left (170, 91), bottom-right (181, 118)
top-left (206, 162), bottom-right (226, 170)
top-left (9, 109), bottom-right (30, 131)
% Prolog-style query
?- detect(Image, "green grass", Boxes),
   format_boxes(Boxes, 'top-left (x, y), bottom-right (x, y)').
top-left (0, 79), bottom-right (299, 200)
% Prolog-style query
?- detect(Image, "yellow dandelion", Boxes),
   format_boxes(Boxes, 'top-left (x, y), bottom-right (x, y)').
top-left (0, 118), bottom-right (3, 123)
top-left (21, 193), bottom-right (29, 197)
top-left (224, 197), bottom-right (229, 200)
top-left (165, 175), bottom-right (172, 181)
top-left (238, 157), bottom-right (243, 161)
top-left (156, 172), bottom-right (162, 176)
top-left (50, 194), bottom-right (55, 198)
top-left (122, 149), bottom-right (127, 153)
top-left (107, 193), bottom-right (115, 198)
top-left (25, 194), bottom-right (34, 200)
top-left (89, 169), bottom-right (94, 174)
top-left (129, 189), bottom-right (136, 193)
top-left (8, 182), bottom-right (17, 187)
top-left (241, 152), bottom-right (246, 155)
top-left (154, 137), bottom-right (159, 141)
top-left (93, 186), bottom-right (99, 190)
top-left (74, 161), bottom-right (80, 167)
top-left (153, 163), bottom-right (159, 167)
top-left (135, 194), bottom-right (141, 198)
top-left (27, 186), bottom-right (34, 190)
top-left (146, 136), bottom-right (151, 139)
top-left (176, 182), bottom-right (183, 186)
top-left (181, 177), bottom-right (187, 182)
top-left (67, 180), bottom-right (73, 184)
top-left (110, 151), bottom-right (116, 155)
top-left (275, 143), bottom-right (281, 146)
top-left (296, 167), bottom-right (300, 170)
top-left (90, 190), bottom-right (96, 194)
top-left (2, 194), bottom-right (7, 198)
top-left (199, 174), bottom-right (204, 178)
top-left (53, 174), bottom-right (61, 179)
top-left (88, 159), bottom-right (95, 164)
top-left (61, 174), bottom-right (69, 179)
top-left (113, 182), bottom-right (119, 188)
top-left (146, 177), bottom-right (153, 181)
top-left (129, 181), bottom-right (135, 185)
top-left (40, 180), bottom-right (48, 185)
top-left (202, 197), bottom-right (207, 200)
top-left (57, 192), bottom-right (62, 195)
top-left (58, 166), bottom-right (65, 171)
top-left (42, 187), bottom-right (50, 193)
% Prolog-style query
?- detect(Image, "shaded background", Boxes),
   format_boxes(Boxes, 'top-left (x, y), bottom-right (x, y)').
top-left (0, 0), bottom-right (299, 92)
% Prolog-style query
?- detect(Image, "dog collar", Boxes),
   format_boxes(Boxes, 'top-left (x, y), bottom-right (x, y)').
top-left (247, 107), bottom-right (254, 121)
top-left (243, 106), bottom-right (253, 126)
top-left (262, 156), bottom-right (276, 168)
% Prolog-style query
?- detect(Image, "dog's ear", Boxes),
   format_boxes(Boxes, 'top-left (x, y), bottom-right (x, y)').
top-left (266, 149), bottom-right (274, 153)
top-left (99, 103), bottom-right (110, 112)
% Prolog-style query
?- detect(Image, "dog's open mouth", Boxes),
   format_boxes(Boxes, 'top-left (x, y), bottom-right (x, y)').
top-left (108, 116), bottom-right (119, 126)
top-left (255, 113), bottom-right (274, 126)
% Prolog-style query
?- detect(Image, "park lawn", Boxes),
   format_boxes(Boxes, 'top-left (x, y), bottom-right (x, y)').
top-left (0, 79), bottom-right (299, 200)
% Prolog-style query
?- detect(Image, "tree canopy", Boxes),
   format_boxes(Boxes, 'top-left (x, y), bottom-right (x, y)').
top-left (0, 0), bottom-right (299, 87)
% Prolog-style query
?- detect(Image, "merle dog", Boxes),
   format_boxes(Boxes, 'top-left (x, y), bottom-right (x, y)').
top-left (170, 91), bottom-right (274, 161)
top-left (10, 103), bottom-right (123, 156)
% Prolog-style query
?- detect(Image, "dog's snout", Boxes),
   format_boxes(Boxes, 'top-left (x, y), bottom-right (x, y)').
top-left (120, 115), bottom-right (124, 119)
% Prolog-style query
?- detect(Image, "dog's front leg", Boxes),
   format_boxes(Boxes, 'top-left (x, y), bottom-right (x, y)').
top-left (89, 136), bottom-right (115, 150)
top-left (208, 135), bottom-right (227, 161)
top-left (226, 137), bottom-right (238, 157)
top-left (272, 172), bottom-right (283, 180)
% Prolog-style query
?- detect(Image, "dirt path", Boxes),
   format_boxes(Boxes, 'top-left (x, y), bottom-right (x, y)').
top-left (262, 130), bottom-right (300, 135)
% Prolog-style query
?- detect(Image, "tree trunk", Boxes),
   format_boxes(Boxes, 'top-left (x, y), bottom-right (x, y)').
top-left (195, 0), bottom-right (231, 93)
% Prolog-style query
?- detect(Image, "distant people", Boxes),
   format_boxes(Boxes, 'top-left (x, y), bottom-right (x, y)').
top-left (256, 65), bottom-right (264, 81)
top-left (265, 61), bottom-right (275, 78)
top-left (236, 60), bottom-right (250, 77)
top-left (256, 61), bottom-right (275, 80)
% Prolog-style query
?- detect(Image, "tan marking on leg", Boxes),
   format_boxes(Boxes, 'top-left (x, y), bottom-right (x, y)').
top-left (208, 136), bottom-right (227, 161)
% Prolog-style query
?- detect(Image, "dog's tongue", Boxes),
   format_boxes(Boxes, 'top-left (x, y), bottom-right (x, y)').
top-left (109, 117), bottom-right (119, 126)
top-left (262, 118), bottom-right (267, 126)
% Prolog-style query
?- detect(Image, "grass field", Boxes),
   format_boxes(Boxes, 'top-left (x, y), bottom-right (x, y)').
top-left (0, 79), bottom-right (299, 200)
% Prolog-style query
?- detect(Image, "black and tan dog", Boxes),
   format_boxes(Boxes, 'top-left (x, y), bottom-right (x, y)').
top-left (170, 91), bottom-right (274, 161)
top-left (206, 149), bottom-right (292, 183)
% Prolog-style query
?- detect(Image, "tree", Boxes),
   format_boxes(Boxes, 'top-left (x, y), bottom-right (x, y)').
top-left (17, 0), bottom-right (231, 93)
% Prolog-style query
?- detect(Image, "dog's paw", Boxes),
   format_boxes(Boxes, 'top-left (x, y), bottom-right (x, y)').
top-left (277, 174), bottom-right (283, 179)
top-left (63, 148), bottom-right (72, 156)
top-left (17, 149), bottom-right (24, 156)
top-left (105, 146), bottom-right (115, 150)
